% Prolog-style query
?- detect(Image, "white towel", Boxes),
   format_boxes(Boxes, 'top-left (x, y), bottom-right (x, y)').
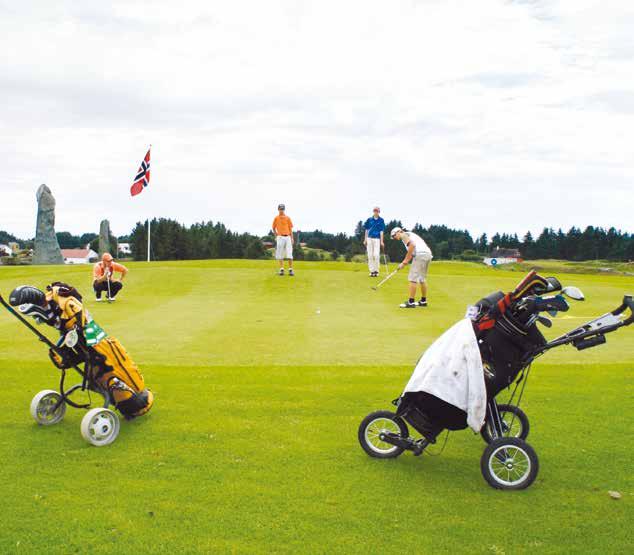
top-left (403, 318), bottom-right (487, 432)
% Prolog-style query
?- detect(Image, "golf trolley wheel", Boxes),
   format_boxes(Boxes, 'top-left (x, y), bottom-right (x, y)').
top-left (30, 389), bottom-right (67, 426)
top-left (481, 404), bottom-right (530, 444)
top-left (480, 437), bottom-right (539, 490)
top-left (80, 408), bottom-right (120, 447)
top-left (358, 410), bottom-right (409, 459)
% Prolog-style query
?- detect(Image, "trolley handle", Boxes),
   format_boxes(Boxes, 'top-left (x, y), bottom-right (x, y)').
top-left (613, 295), bottom-right (634, 326)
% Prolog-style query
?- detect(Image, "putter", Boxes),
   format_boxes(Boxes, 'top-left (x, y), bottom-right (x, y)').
top-left (106, 272), bottom-right (112, 303)
top-left (372, 268), bottom-right (399, 291)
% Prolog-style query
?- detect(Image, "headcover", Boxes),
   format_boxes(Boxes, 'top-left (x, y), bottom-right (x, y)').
top-left (9, 285), bottom-right (57, 325)
top-left (9, 285), bottom-right (45, 307)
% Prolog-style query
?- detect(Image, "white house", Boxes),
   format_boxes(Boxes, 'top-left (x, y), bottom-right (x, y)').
top-left (61, 248), bottom-right (99, 264)
top-left (0, 244), bottom-right (12, 256)
top-left (484, 247), bottom-right (523, 267)
top-left (118, 242), bottom-right (132, 256)
top-left (484, 257), bottom-right (520, 267)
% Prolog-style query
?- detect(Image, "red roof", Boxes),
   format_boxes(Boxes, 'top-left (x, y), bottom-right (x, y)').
top-left (61, 249), bottom-right (92, 258)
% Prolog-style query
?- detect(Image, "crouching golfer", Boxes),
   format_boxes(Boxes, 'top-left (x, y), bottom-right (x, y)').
top-left (390, 227), bottom-right (433, 308)
top-left (93, 253), bottom-right (128, 301)
top-left (272, 203), bottom-right (294, 276)
top-left (363, 206), bottom-right (385, 277)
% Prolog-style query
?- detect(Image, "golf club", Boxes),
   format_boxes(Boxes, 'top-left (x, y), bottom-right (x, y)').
top-left (372, 267), bottom-right (399, 291)
top-left (106, 271), bottom-right (112, 303)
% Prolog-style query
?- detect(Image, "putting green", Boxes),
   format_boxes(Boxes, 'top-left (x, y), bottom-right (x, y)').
top-left (0, 260), bottom-right (632, 553)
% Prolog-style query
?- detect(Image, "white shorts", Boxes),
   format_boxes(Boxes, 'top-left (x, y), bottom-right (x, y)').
top-left (276, 236), bottom-right (293, 260)
top-left (408, 253), bottom-right (431, 283)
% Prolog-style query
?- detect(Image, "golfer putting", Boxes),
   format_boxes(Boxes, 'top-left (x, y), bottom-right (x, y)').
top-left (272, 203), bottom-right (294, 276)
top-left (93, 253), bottom-right (128, 302)
top-left (390, 227), bottom-right (433, 308)
top-left (363, 207), bottom-right (386, 277)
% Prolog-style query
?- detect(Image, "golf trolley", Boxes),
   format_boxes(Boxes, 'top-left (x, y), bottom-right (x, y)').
top-left (1, 293), bottom-right (121, 446)
top-left (358, 272), bottom-right (633, 490)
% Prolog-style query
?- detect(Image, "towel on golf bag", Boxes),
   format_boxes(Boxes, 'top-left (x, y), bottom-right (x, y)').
top-left (403, 318), bottom-right (486, 432)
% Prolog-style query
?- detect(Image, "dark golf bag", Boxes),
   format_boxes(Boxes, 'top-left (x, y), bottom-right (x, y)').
top-left (396, 391), bottom-right (470, 442)
top-left (396, 271), bottom-right (555, 442)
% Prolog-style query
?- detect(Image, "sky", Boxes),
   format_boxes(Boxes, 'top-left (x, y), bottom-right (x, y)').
top-left (1, 0), bottom-right (633, 240)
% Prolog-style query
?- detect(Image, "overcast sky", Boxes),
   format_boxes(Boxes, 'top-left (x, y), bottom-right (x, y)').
top-left (1, 0), bottom-right (633, 240)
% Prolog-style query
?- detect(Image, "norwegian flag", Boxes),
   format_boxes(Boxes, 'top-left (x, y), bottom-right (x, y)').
top-left (130, 147), bottom-right (151, 197)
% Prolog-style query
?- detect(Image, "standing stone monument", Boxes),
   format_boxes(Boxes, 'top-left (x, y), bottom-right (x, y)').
top-left (33, 184), bottom-right (64, 265)
top-left (99, 219), bottom-right (111, 257)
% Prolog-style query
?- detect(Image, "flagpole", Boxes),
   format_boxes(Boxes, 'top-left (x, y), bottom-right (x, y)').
top-left (147, 144), bottom-right (152, 262)
top-left (147, 218), bottom-right (151, 262)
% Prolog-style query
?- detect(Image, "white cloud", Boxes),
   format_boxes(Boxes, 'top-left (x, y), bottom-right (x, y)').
top-left (1, 0), bottom-right (633, 239)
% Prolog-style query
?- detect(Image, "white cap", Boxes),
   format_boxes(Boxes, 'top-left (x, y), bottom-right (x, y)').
top-left (390, 227), bottom-right (402, 238)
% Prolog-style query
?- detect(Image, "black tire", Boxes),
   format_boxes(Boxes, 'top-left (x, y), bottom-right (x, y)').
top-left (481, 404), bottom-right (530, 444)
top-left (358, 410), bottom-right (409, 459)
top-left (480, 437), bottom-right (539, 490)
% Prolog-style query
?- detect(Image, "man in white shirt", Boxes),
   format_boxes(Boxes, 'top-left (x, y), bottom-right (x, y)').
top-left (390, 227), bottom-right (433, 308)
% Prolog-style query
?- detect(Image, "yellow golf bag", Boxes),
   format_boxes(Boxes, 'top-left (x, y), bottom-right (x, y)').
top-left (45, 283), bottom-right (154, 419)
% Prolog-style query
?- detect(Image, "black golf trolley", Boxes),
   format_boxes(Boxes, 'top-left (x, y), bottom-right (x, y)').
top-left (358, 272), bottom-right (633, 490)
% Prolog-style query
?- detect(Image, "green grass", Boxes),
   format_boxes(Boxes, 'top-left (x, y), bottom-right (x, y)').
top-left (0, 260), bottom-right (632, 554)
top-left (508, 259), bottom-right (634, 276)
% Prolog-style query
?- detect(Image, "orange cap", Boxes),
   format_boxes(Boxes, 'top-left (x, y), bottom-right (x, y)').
top-left (102, 253), bottom-right (114, 263)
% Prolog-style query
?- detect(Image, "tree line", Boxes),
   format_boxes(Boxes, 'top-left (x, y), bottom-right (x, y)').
top-left (291, 222), bottom-right (634, 262)
top-left (129, 219), bottom-right (267, 261)
top-left (1, 221), bottom-right (632, 262)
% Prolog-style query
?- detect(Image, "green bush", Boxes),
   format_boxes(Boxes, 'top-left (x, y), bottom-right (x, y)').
top-left (292, 243), bottom-right (305, 260)
top-left (244, 238), bottom-right (267, 259)
top-left (454, 249), bottom-right (483, 262)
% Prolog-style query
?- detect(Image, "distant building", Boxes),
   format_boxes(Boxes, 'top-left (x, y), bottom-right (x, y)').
top-left (0, 244), bottom-right (11, 256)
top-left (8, 242), bottom-right (20, 254)
top-left (484, 247), bottom-right (523, 267)
top-left (61, 248), bottom-right (99, 264)
top-left (490, 247), bottom-right (522, 258)
top-left (118, 242), bottom-right (132, 256)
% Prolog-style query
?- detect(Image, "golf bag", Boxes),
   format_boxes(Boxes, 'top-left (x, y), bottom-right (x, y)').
top-left (9, 282), bottom-right (153, 419)
top-left (360, 273), bottom-right (633, 489)
top-left (397, 271), bottom-right (559, 441)
top-left (472, 271), bottom-right (560, 396)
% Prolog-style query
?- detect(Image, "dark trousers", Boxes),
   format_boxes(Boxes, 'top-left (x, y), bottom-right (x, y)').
top-left (93, 280), bottom-right (123, 299)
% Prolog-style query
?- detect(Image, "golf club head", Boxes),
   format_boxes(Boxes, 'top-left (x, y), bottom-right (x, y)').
top-left (562, 286), bottom-right (585, 301)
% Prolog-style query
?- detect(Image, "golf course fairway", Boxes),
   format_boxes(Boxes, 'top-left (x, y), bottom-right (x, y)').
top-left (0, 260), bottom-right (632, 554)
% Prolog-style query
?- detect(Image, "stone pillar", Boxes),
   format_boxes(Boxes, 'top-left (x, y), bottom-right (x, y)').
top-left (99, 219), bottom-right (111, 257)
top-left (33, 184), bottom-right (64, 265)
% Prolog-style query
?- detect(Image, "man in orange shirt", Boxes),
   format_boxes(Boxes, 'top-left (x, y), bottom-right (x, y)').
top-left (271, 203), bottom-right (294, 276)
top-left (93, 253), bottom-right (128, 301)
